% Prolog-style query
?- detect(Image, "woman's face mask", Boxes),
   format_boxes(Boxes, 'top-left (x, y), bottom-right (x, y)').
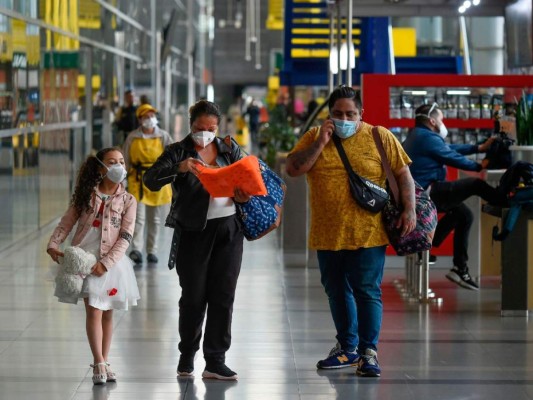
top-left (191, 130), bottom-right (216, 148)
top-left (142, 116), bottom-right (158, 130)
top-left (332, 118), bottom-right (359, 139)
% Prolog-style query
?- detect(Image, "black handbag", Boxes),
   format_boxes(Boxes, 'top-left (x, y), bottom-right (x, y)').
top-left (332, 134), bottom-right (389, 213)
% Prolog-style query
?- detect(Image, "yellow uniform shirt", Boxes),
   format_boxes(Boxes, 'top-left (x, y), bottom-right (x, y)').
top-left (127, 136), bottom-right (172, 206)
top-left (290, 122), bottom-right (411, 250)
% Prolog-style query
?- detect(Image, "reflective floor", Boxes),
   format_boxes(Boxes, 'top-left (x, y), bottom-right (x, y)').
top-left (2, 222), bottom-right (533, 400)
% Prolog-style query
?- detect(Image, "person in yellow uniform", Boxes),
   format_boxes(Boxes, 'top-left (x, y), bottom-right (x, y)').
top-left (123, 103), bottom-right (173, 264)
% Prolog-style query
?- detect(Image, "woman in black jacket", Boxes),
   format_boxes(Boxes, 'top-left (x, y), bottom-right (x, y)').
top-left (143, 100), bottom-right (249, 380)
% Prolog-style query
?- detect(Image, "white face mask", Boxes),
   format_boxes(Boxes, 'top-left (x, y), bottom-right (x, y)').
top-left (438, 122), bottom-right (448, 139)
top-left (142, 117), bottom-right (157, 130)
top-left (98, 159), bottom-right (127, 183)
top-left (191, 130), bottom-right (216, 148)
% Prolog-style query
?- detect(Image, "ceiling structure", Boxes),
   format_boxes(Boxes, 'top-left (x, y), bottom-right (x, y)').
top-left (339, 0), bottom-right (513, 17)
top-left (211, 0), bottom-right (516, 91)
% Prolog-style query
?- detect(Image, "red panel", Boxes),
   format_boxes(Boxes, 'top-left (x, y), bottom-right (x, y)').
top-left (363, 73), bottom-right (533, 257)
top-left (361, 74), bottom-right (533, 128)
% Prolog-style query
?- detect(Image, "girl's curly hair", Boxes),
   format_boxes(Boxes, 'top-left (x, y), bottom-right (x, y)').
top-left (70, 147), bottom-right (123, 216)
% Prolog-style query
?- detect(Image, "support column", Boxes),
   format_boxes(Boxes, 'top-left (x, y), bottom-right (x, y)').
top-left (470, 17), bottom-right (505, 75)
top-left (101, 7), bottom-right (114, 149)
top-left (84, 46), bottom-right (93, 155)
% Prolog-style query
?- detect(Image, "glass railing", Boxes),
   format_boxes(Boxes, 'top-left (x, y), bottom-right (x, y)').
top-left (0, 122), bottom-right (88, 252)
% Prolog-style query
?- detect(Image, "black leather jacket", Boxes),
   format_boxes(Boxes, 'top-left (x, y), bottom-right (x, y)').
top-left (143, 135), bottom-right (244, 231)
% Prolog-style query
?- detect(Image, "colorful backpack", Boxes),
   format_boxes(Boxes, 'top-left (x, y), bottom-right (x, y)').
top-left (381, 181), bottom-right (438, 255)
top-left (235, 159), bottom-right (286, 241)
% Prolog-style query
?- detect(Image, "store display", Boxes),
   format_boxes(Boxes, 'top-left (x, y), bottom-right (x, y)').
top-left (364, 74), bottom-right (533, 257)
top-left (400, 94), bottom-right (413, 119)
top-left (481, 94), bottom-right (492, 119)
top-left (469, 95), bottom-right (481, 120)
top-left (389, 94), bottom-right (401, 119)
top-left (457, 95), bottom-right (469, 120)
top-left (445, 95), bottom-right (458, 119)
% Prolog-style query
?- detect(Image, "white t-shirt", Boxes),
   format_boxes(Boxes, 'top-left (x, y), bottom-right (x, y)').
top-left (206, 196), bottom-right (236, 220)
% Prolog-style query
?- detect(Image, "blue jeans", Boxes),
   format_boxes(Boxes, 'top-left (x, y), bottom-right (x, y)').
top-left (317, 246), bottom-right (386, 353)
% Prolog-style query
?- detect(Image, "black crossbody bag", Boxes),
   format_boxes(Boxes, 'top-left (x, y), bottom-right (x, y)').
top-left (332, 134), bottom-right (389, 213)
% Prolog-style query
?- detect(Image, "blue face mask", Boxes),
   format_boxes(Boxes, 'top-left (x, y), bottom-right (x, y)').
top-left (332, 118), bottom-right (359, 139)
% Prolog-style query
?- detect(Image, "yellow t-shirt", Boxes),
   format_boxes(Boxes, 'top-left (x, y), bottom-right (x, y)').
top-left (290, 122), bottom-right (411, 250)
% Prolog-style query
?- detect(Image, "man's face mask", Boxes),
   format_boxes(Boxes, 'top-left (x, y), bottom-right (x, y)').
top-left (332, 118), bottom-right (359, 139)
top-left (191, 130), bottom-right (216, 148)
top-left (437, 122), bottom-right (448, 139)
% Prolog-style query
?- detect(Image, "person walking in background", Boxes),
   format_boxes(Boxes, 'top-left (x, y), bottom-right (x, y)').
top-left (402, 103), bottom-right (506, 290)
top-left (140, 94), bottom-right (162, 125)
top-left (114, 89), bottom-right (139, 144)
top-left (143, 99), bottom-right (249, 381)
top-left (46, 147), bottom-right (140, 385)
top-left (245, 98), bottom-right (260, 140)
top-left (286, 85), bottom-right (416, 377)
top-left (139, 94), bottom-right (150, 105)
top-left (226, 97), bottom-right (243, 140)
top-left (123, 103), bottom-right (173, 265)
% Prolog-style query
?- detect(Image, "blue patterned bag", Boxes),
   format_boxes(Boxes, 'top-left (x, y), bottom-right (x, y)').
top-left (235, 159), bottom-right (286, 241)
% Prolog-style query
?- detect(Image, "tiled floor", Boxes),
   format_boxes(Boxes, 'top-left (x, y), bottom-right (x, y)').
top-left (1, 222), bottom-right (533, 400)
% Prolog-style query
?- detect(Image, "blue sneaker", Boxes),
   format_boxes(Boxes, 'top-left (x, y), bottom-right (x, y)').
top-left (316, 343), bottom-right (359, 369)
top-left (356, 348), bottom-right (381, 377)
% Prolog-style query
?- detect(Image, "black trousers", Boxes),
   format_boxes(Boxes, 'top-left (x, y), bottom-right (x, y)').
top-left (430, 177), bottom-right (506, 268)
top-left (175, 214), bottom-right (243, 362)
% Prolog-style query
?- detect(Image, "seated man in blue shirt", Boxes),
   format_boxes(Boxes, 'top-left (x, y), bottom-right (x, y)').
top-left (403, 103), bottom-right (506, 290)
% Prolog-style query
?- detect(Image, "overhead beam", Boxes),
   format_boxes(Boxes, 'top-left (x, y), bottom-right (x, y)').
top-left (342, 6), bottom-right (506, 17)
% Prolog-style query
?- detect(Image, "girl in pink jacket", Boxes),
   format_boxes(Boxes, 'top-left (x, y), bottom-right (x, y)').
top-left (47, 147), bottom-right (140, 385)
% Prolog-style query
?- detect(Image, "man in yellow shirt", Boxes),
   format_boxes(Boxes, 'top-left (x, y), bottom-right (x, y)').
top-left (286, 86), bottom-right (416, 377)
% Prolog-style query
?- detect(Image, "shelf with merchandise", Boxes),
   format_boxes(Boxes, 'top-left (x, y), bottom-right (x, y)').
top-left (386, 118), bottom-right (494, 130)
top-left (362, 74), bottom-right (533, 132)
top-left (362, 74), bottom-right (533, 257)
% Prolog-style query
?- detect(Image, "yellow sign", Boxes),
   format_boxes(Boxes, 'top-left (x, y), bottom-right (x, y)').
top-left (267, 0), bottom-right (283, 30)
top-left (12, 20), bottom-right (26, 52)
top-left (0, 33), bottom-right (13, 62)
top-left (79, 0), bottom-right (101, 29)
top-left (392, 27), bottom-right (417, 57)
top-left (44, 0), bottom-right (80, 50)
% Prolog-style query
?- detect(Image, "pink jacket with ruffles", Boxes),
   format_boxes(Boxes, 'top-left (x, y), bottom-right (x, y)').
top-left (47, 184), bottom-right (137, 270)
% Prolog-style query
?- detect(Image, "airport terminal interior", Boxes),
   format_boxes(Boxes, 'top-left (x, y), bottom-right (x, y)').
top-left (2, 0), bottom-right (533, 399)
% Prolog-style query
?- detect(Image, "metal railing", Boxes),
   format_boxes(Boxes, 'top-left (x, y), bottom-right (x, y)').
top-left (394, 251), bottom-right (442, 304)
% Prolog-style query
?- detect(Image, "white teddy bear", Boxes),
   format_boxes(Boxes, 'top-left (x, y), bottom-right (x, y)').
top-left (55, 246), bottom-right (96, 296)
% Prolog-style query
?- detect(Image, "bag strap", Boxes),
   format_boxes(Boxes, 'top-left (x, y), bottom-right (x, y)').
top-left (371, 126), bottom-right (400, 205)
top-left (331, 134), bottom-right (364, 185)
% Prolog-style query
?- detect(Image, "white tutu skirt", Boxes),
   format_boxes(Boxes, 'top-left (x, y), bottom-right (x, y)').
top-left (54, 227), bottom-right (140, 311)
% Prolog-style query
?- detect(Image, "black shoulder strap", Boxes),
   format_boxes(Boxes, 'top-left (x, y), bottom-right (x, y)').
top-left (332, 134), bottom-right (362, 184)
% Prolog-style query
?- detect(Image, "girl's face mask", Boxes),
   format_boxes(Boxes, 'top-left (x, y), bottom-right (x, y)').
top-left (97, 158), bottom-right (127, 183)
